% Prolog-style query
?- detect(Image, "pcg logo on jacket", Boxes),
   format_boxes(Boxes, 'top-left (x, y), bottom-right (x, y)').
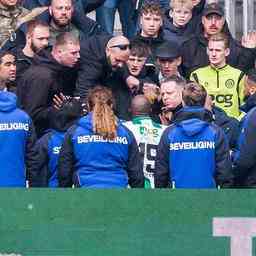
top-left (210, 94), bottom-right (233, 107)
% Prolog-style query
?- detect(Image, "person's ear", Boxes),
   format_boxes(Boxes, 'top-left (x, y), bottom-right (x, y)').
top-left (169, 9), bottom-right (173, 18)
top-left (206, 47), bottom-right (210, 56)
top-left (49, 6), bottom-right (52, 16)
top-left (225, 48), bottom-right (230, 57)
top-left (177, 57), bottom-right (182, 66)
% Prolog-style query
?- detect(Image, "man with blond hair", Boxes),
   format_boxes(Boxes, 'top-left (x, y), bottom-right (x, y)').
top-left (190, 32), bottom-right (245, 119)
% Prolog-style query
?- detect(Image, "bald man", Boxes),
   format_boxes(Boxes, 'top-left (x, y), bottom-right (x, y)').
top-left (76, 35), bottom-right (131, 99)
top-left (124, 95), bottom-right (166, 188)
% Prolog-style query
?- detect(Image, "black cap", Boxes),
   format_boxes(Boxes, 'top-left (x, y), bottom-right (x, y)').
top-left (155, 41), bottom-right (181, 60)
top-left (203, 3), bottom-right (225, 17)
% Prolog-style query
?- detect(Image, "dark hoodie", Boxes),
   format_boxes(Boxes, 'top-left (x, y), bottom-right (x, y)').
top-left (155, 107), bottom-right (233, 188)
top-left (58, 112), bottom-right (144, 188)
top-left (180, 21), bottom-right (256, 78)
top-left (212, 106), bottom-right (239, 150)
top-left (17, 49), bottom-right (77, 136)
top-left (240, 93), bottom-right (256, 113)
top-left (163, 0), bottom-right (206, 46)
top-left (32, 98), bottom-right (82, 187)
top-left (0, 91), bottom-right (38, 187)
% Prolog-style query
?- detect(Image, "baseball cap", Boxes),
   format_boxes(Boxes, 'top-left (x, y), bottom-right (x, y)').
top-left (203, 3), bottom-right (225, 17)
top-left (155, 41), bottom-right (181, 60)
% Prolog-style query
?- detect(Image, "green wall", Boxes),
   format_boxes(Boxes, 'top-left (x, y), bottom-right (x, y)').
top-left (0, 189), bottom-right (255, 255)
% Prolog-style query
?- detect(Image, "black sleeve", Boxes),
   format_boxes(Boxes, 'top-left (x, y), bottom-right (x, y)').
top-left (214, 126), bottom-right (234, 188)
top-left (76, 52), bottom-right (103, 99)
top-left (155, 128), bottom-right (170, 188)
top-left (126, 131), bottom-right (144, 188)
top-left (233, 40), bottom-right (256, 73)
top-left (18, 74), bottom-right (55, 131)
top-left (57, 126), bottom-right (76, 187)
top-left (234, 111), bottom-right (256, 177)
top-left (30, 133), bottom-right (51, 187)
top-left (227, 117), bottom-right (240, 150)
top-left (25, 120), bottom-right (41, 187)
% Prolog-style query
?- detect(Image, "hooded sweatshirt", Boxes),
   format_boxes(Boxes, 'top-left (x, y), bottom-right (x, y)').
top-left (34, 98), bottom-right (82, 187)
top-left (0, 91), bottom-right (37, 187)
top-left (58, 112), bottom-right (144, 188)
top-left (17, 49), bottom-right (77, 136)
top-left (155, 107), bottom-right (233, 188)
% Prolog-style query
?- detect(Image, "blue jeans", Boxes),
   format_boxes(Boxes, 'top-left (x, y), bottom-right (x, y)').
top-left (96, 0), bottom-right (136, 39)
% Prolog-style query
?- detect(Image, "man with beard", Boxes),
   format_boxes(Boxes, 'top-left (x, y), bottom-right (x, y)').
top-left (48, 0), bottom-right (103, 46)
top-left (15, 20), bottom-right (50, 85)
top-left (18, 32), bottom-right (80, 136)
top-left (76, 35), bottom-right (130, 100)
top-left (0, 0), bottom-right (47, 50)
top-left (180, 2), bottom-right (256, 78)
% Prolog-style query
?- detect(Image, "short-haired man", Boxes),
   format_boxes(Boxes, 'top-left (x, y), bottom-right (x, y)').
top-left (181, 2), bottom-right (256, 78)
top-left (133, 2), bottom-right (165, 58)
top-left (124, 95), bottom-right (166, 188)
top-left (155, 82), bottom-right (233, 188)
top-left (155, 41), bottom-right (182, 81)
top-left (164, 0), bottom-right (194, 45)
top-left (0, 51), bottom-right (16, 92)
top-left (233, 68), bottom-right (256, 187)
top-left (76, 35), bottom-right (130, 99)
top-left (16, 20), bottom-right (50, 84)
top-left (159, 75), bottom-right (186, 124)
top-left (0, 0), bottom-right (47, 49)
top-left (113, 40), bottom-right (154, 120)
top-left (240, 68), bottom-right (256, 113)
top-left (48, 0), bottom-right (102, 45)
top-left (190, 33), bottom-right (245, 119)
top-left (18, 32), bottom-right (80, 136)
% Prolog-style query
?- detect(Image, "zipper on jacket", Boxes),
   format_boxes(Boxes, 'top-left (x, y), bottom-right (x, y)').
top-left (216, 70), bottom-right (220, 88)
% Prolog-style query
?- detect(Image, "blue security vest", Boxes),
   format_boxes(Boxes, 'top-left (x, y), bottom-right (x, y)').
top-left (0, 92), bottom-right (32, 187)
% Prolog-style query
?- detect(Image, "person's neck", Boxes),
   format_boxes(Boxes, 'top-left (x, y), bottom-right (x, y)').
top-left (210, 62), bottom-right (226, 69)
top-left (140, 31), bottom-right (159, 38)
top-left (22, 44), bottom-right (34, 58)
top-left (50, 20), bottom-right (70, 31)
top-left (0, 79), bottom-right (7, 91)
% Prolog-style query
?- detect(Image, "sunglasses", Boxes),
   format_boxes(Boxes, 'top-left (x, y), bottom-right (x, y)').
top-left (109, 44), bottom-right (131, 51)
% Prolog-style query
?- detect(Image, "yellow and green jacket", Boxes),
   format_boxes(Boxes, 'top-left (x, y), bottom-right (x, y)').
top-left (190, 64), bottom-right (245, 119)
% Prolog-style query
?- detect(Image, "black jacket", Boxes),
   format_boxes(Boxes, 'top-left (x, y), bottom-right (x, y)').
top-left (212, 106), bottom-right (239, 150)
top-left (233, 107), bottom-right (256, 187)
top-left (17, 49), bottom-right (77, 136)
top-left (180, 22), bottom-right (256, 78)
top-left (76, 35), bottom-right (114, 98)
top-left (132, 31), bottom-right (165, 60)
top-left (240, 93), bottom-right (256, 113)
top-left (15, 47), bottom-right (34, 85)
top-left (111, 64), bottom-right (158, 121)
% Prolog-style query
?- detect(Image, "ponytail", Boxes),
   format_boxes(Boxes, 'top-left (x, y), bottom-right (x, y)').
top-left (88, 86), bottom-right (117, 140)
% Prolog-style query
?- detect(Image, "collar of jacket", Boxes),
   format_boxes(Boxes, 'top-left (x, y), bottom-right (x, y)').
top-left (209, 64), bottom-right (229, 72)
top-left (136, 30), bottom-right (164, 44)
top-left (173, 106), bottom-right (213, 124)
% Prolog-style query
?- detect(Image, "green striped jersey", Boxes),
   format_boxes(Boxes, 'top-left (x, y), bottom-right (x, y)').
top-left (124, 116), bottom-right (167, 188)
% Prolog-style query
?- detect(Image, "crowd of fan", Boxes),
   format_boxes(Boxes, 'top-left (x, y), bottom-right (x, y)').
top-left (0, 0), bottom-right (256, 188)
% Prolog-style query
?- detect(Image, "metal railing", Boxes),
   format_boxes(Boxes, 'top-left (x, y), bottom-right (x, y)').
top-left (222, 0), bottom-right (255, 37)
